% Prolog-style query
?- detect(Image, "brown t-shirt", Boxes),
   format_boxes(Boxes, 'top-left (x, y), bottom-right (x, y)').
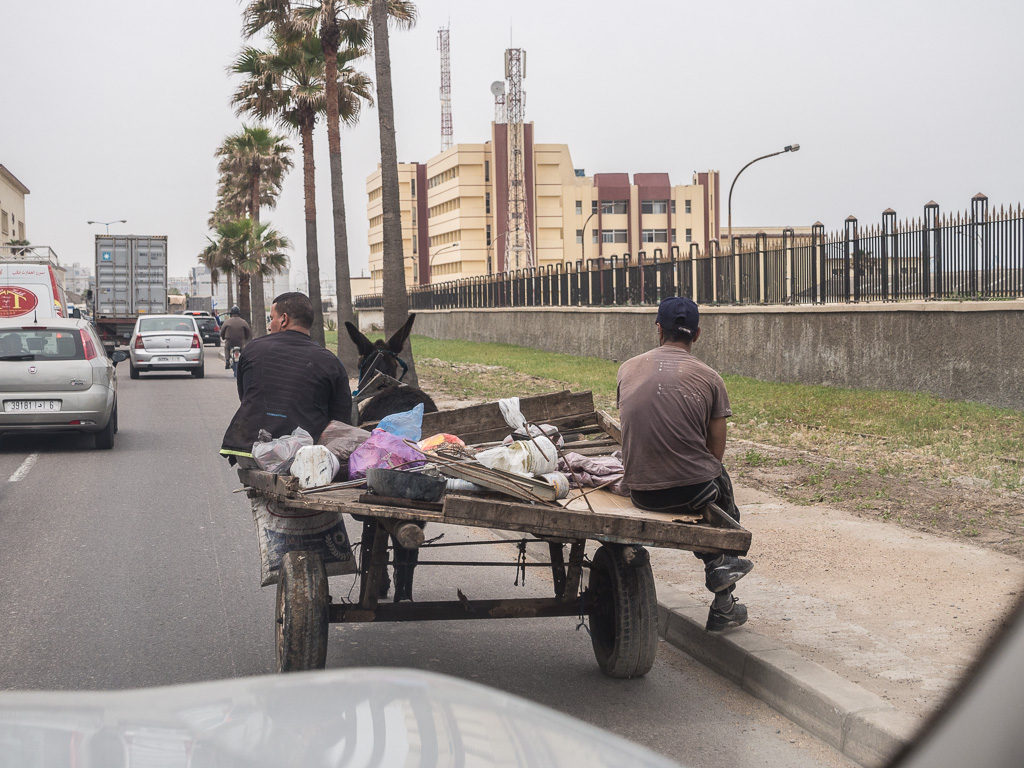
top-left (616, 345), bottom-right (732, 490)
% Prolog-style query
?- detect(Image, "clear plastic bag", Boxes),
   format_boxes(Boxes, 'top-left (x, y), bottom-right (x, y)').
top-left (348, 428), bottom-right (425, 480)
top-left (377, 402), bottom-right (425, 441)
top-left (252, 427), bottom-right (313, 473)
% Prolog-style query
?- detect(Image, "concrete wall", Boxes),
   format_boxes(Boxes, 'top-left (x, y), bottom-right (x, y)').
top-left (411, 302), bottom-right (1024, 411)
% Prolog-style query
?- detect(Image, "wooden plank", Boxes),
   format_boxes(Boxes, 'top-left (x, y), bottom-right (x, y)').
top-left (419, 390), bottom-right (596, 444)
top-left (237, 468), bottom-right (299, 497)
top-left (596, 410), bottom-right (622, 444)
top-left (357, 493), bottom-right (443, 513)
top-left (441, 495), bottom-right (751, 555)
top-left (559, 489), bottom-right (699, 523)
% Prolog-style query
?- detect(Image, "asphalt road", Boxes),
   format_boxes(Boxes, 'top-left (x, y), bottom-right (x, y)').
top-left (0, 352), bottom-right (855, 768)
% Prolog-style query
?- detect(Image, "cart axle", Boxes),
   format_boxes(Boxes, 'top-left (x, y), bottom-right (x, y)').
top-left (328, 596), bottom-right (591, 623)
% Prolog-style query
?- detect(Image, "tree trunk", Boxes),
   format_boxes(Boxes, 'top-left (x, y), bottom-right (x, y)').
top-left (237, 272), bottom-right (252, 325)
top-left (226, 274), bottom-right (234, 312)
top-left (249, 178), bottom-right (268, 337)
top-left (300, 115), bottom-right (326, 347)
top-left (371, 0), bottom-right (417, 386)
top-left (322, 29), bottom-right (359, 374)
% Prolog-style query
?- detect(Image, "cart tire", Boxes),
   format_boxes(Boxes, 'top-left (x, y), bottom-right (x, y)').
top-left (276, 551), bottom-right (329, 673)
top-left (587, 544), bottom-right (659, 678)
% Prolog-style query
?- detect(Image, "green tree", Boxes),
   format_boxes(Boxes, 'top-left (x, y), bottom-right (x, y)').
top-left (215, 126), bottom-right (294, 336)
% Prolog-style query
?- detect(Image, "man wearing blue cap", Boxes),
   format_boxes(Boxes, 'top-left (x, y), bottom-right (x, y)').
top-left (617, 296), bottom-right (753, 631)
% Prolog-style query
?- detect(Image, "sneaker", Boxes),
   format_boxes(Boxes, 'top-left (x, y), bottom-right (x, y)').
top-left (705, 555), bottom-right (753, 592)
top-left (706, 598), bottom-right (748, 632)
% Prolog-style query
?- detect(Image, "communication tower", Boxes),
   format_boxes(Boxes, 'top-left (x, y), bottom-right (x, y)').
top-left (438, 27), bottom-right (453, 151)
top-left (491, 81), bottom-right (506, 125)
top-left (503, 48), bottom-right (532, 270)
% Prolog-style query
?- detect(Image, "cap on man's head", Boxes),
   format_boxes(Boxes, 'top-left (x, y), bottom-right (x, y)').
top-left (656, 296), bottom-right (699, 337)
top-left (230, 306), bottom-right (240, 315)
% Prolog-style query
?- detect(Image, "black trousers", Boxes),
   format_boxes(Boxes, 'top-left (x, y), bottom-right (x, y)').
top-left (629, 465), bottom-right (740, 566)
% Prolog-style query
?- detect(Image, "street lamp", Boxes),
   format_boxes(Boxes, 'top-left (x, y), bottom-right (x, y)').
top-left (428, 242), bottom-right (459, 283)
top-left (486, 231), bottom-right (510, 274)
top-left (579, 209), bottom-right (599, 262)
top-left (726, 144), bottom-right (799, 248)
top-left (87, 219), bottom-right (127, 235)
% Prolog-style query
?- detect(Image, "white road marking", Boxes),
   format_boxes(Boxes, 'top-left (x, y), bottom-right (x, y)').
top-left (8, 453), bottom-right (39, 483)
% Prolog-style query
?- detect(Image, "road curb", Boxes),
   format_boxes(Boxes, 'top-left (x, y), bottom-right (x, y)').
top-left (657, 585), bottom-right (920, 768)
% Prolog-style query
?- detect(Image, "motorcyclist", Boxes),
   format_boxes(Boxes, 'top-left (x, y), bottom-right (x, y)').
top-left (219, 306), bottom-right (252, 370)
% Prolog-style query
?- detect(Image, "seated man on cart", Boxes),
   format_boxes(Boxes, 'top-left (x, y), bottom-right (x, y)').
top-left (616, 296), bottom-right (753, 632)
top-left (220, 292), bottom-right (355, 587)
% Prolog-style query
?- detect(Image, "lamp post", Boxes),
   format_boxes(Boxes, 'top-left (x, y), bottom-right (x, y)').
top-left (579, 209), bottom-right (598, 262)
top-left (486, 231), bottom-right (510, 274)
top-left (87, 219), bottom-right (127, 235)
top-left (428, 242), bottom-right (459, 283)
top-left (726, 144), bottom-right (800, 249)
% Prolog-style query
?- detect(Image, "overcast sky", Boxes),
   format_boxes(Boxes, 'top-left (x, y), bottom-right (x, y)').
top-left (3, 0), bottom-right (1022, 281)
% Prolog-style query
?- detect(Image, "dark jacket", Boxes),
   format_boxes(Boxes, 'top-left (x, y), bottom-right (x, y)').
top-left (221, 330), bottom-right (351, 456)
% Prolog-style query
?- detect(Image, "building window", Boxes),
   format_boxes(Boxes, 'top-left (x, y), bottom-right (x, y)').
top-left (575, 200), bottom-right (582, 215)
top-left (486, 224), bottom-right (492, 246)
top-left (641, 200), bottom-right (667, 214)
top-left (410, 178), bottom-right (416, 197)
top-left (670, 200), bottom-right (676, 214)
top-left (685, 228), bottom-right (692, 242)
top-left (0, 209), bottom-right (7, 235)
top-left (591, 200), bottom-right (598, 215)
top-left (412, 234), bottom-right (418, 254)
top-left (592, 229), bottom-right (599, 244)
top-left (576, 229), bottom-right (583, 245)
top-left (484, 160), bottom-right (490, 182)
top-left (601, 200), bottom-right (627, 214)
top-left (601, 229), bottom-right (627, 243)
top-left (672, 228), bottom-right (677, 242)
top-left (485, 192), bottom-right (491, 214)
top-left (685, 199), bottom-right (692, 214)
top-left (641, 229), bottom-right (668, 243)
top-left (18, 221), bottom-right (24, 239)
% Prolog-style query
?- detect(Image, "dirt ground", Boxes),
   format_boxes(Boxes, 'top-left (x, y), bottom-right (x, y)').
top-left (416, 362), bottom-right (1024, 722)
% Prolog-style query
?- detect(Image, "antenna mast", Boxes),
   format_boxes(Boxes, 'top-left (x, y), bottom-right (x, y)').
top-left (438, 26), bottom-right (453, 152)
top-left (504, 47), bottom-right (532, 270)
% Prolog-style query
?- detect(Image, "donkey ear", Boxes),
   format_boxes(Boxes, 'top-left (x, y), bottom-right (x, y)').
top-left (345, 321), bottom-right (376, 357)
top-left (386, 313), bottom-right (416, 353)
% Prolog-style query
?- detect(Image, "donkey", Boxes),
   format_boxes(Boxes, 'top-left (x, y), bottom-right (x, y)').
top-left (345, 314), bottom-right (438, 602)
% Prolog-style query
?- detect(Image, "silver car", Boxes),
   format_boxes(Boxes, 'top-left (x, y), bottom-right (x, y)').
top-left (0, 319), bottom-right (126, 449)
top-left (129, 314), bottom-right (205, 379)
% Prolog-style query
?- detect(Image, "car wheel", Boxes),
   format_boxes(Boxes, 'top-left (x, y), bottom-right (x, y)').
top-left (192, 361), bottom-right (205, 379)
top-left (94, 405), bottom-right (116, 450)
top-left (129, 362), bottom-right (139, 380)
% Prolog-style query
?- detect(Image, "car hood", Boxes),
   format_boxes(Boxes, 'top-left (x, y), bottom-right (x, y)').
top-left (0, 669), bottom-right (681, 768)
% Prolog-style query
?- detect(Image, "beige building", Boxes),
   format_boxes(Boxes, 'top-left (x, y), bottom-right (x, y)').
top-left (0, 164), bottom-right (29, 246)
top-left (366, 125), bottom-right (720, 286)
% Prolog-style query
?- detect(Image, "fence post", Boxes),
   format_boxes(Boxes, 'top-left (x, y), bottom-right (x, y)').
top-left (844, 216), bottom-right (857, 301)
top-left (812, 222), bottom-right (825, 303)
top-left (971, 193), bottom-right (987, 297)
top-left (732, 235), bottom-right (742, 303)
top-left (924, 200), bottom-right (940, 298)
top-left (755, 232), bottom-right (767, 303)
top-left (782, 227), bottom-right (794, 303)
top-left (882, 208), bottom-right (896, 301)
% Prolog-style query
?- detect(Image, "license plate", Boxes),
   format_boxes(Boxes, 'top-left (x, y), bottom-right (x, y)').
top-left (4, 400), bottom-right (61, 413)
top-left (154, 356), bottom-right (185, 363)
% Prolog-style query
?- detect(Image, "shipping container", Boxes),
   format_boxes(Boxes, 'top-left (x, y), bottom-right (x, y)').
top-left (94, 235), bottom-right (167, 316)
top-left (186, 295), bottom-right (214, 313)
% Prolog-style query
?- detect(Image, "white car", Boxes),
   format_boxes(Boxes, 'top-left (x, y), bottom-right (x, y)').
top-left (128, 314), bottom-right (205, 379)
top-left (0, 318), bottom-right (126, 449)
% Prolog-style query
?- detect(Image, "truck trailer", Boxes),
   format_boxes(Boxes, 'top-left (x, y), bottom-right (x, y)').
top-left (93, 235), bottom-right (168, 354)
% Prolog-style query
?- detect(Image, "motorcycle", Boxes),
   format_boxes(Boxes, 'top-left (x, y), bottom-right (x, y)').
top-left (229, 346), bottom-right (242, 378)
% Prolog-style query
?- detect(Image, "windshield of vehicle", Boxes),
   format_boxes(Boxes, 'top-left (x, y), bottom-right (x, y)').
top-left (0, 329), bottom-right (83, 361)
top-left (196, 318), bottom-right (219, 331)
top-left (139, 317), bottom-right (196, 333)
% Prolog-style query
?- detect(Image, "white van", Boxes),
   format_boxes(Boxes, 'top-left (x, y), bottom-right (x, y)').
top-left (0, 246), bottom-right (69, 322)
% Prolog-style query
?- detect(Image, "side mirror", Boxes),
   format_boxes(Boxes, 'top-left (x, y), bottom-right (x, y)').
top-left (111, 351), bottom-right (129, 365)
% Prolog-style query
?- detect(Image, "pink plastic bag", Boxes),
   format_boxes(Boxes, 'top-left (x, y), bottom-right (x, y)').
top-left (347, 428), bottom-right (425, 480)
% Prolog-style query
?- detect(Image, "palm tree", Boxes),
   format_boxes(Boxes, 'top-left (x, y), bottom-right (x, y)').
top-left (215, 126), bottom-right (294, 336)
top-left (207, 205), bottom-right (248, 318)
top-left (198, 236), bottom-right (235, 310)
top-left (367, 0), bottom-right (419, 385)
top-left (290, 1), bottom-right (373, 371)
top-left (232, 32), bottom-right (371, 347)
top-left (209, 218), bottom-right (291, 312)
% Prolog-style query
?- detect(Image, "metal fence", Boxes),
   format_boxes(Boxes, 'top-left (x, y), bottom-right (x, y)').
top-left (355, 195), bottom-right (1024, 310)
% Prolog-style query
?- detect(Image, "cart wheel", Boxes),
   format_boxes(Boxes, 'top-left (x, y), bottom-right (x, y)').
top-left (276, 551), bottom-right (329, 673)
top-left (587, 544), bottom-right (659, 679)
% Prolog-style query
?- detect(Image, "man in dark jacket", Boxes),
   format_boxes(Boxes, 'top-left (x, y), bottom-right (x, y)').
top-left (219, 306), bottom-right (252, 369)
top-left (221, 292), bottom-right (351, 460)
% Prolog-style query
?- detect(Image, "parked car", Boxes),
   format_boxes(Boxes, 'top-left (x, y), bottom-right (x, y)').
top-left (194, 315), bottom-right (221, 346)
top-left (128, 315), bottom-right (205, 379)
top-left (0, 318), bottom-right (126, 449)
top-left (182, 310), bottom-right (212, 317)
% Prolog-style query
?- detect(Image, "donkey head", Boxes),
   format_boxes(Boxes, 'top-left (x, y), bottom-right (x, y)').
top-left (345, 314), bottom-right (417, 387)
